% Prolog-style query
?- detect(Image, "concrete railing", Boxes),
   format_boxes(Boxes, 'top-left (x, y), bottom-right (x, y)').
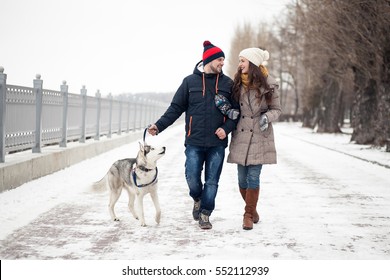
top-left (0, 66), bottom-right (168, 163)
top-left (0, 66), bottom-right (173, 192)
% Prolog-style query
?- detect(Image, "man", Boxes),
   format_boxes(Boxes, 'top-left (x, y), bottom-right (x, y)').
top-left (148, 40), bottom-right (236, 229)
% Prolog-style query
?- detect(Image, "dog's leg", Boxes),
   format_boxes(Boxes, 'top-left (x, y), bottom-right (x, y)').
top-left (136, 192), bottom-right (147, 227)
top-left (109, 188), bottom-right (122, 221)
top-left (123, 186), bottom-right (139, 220)
top-left (150, 188), bottom-right (161, 224)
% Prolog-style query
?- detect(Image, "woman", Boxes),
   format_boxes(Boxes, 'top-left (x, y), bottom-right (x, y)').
top-left (227, 47), bottom-right (282, 230)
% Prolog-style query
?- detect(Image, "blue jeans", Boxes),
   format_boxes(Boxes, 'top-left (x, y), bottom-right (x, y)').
top-left (237, 164), bottom-right (263, 189)
top-left (185, 145), bottom-right (225, 216)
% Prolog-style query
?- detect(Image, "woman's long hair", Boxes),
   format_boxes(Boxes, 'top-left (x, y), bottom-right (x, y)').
top-left (232, 62), bottom-right (272, 104)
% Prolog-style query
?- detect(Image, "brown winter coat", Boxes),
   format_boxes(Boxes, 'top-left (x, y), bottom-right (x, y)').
top-left (227, 76), bottom-right (282, 166)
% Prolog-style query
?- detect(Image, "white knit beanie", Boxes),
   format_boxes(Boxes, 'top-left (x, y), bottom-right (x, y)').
top-left (239, 48), bottom-right (270, 67)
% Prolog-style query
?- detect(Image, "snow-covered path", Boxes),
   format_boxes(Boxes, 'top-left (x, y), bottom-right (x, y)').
top-left (0, 122), bottom-right (389, 260)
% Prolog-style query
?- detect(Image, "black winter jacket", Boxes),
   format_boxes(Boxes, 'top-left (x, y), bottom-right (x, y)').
top-left (155, 61), bottom-right (236, 148)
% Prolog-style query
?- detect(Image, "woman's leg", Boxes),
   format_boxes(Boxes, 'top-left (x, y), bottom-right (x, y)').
top-left (243, 165), bottom-right (262, 230)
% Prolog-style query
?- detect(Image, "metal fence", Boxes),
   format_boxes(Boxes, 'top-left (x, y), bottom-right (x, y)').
top-left (0, 67), bottom-right (168, 163)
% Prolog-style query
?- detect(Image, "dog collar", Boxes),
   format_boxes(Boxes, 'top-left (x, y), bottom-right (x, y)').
top-left (132, 167), bottom-right (158, 188)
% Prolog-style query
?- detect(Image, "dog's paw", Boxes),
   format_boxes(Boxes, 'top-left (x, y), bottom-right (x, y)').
top-left (140, 219), bottom-right (147, 226)
top-left (155, 214), bottom-right (161, 224)
top-left (130, 213), bottom-right (139, 220)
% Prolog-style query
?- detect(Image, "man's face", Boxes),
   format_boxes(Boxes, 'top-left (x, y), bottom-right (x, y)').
top-left (209, 57), bottom-right (225, 74)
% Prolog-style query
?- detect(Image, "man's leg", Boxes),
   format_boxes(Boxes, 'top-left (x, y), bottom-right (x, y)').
top-left (185, 145), bottom-right (205, 220)
top-left (199, 146), bottom-right (225, 229)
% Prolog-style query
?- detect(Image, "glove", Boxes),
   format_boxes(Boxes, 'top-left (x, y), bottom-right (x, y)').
top-left (259, 114), bottom-right (268, 132)
top-left (227, 109), bottom-right (240, 120)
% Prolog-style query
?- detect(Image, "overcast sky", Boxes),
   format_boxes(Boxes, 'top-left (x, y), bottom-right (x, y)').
top-left (1, 0), bottom-right (290, 95)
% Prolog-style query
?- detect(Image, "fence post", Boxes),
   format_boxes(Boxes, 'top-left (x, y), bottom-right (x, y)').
top-left (108, 93), bottom-right (113, 138)
top-left (136, 96), bottom-right (142, 130)
top-left (126, 97), bottom-right (130, 133)
top-left (32, 74), bottom-right (43, 153)
top-left (131, 95), bottom-right (137, 132)
top-left (80, 85), bottom-right (87, 143)
top-left (94, 90), bottom-right (101, 140)
top-left (118, 95), bottom-right (122, 135)
top-left (150, 99), bottom-right (156, 125)
top-left (0, 66), bottom-right (7, 163)
top-left (141, 97), bottom-right (147, 129)
top-left (60, 81), bottom-right (69, 147)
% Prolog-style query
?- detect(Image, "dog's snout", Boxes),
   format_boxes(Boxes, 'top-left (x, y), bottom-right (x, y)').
top-left (159, 147), bottom-right (166, 155)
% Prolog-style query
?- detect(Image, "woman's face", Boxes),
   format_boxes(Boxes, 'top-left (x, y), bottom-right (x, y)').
top-left (238, 56), bottom-right (250, 74)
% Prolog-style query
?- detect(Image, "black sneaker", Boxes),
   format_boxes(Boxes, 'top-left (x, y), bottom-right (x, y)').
top-left (199, 213), bottom-right (212, 230)
top-left (192, 200), bottom-right (201, 221)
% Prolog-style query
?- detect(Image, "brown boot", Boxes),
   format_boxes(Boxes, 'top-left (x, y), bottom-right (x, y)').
top-left (243, 188), bottom-right (259, 230)
top-left (239, 187), bottom-right (246, 200)
top-left (243, 213), bottom-right (253, 230)
top-left (239, 187), bottom-right (259, 224)
top-left (252, 188), bottom-right (260, 223)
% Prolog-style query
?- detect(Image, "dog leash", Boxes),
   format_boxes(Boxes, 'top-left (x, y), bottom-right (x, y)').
top-left (143, 124), bottom-right (157, 143)
top-left (143, 127), bottom-right (148, 144)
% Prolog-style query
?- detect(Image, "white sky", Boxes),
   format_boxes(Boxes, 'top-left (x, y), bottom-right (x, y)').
top-left (1, 0), bottom-right (290, 96)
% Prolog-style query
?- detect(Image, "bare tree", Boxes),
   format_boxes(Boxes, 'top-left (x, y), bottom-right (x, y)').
top-left (226, 23), bottom-right (256, 78)
top-left (295, 0), bottom-right (390, 141)
top-left (345, 0), bottom-right (390, 146)
top-left (276, 2), bottom-right (305, 120)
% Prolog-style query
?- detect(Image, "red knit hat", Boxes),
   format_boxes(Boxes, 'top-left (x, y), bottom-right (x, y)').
top-left (202, 40), bottom-right (225, 66)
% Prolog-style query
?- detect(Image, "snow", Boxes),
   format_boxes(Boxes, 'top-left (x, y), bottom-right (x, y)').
top-left (1, 122), bottom-right (390, 279)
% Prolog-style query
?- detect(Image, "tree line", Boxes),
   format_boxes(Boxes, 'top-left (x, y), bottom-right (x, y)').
top-left (227, 0), bottom-right (390, 148)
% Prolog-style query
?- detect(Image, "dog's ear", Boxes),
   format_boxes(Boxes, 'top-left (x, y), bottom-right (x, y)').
top-left (144, 144), bottom-right (151, 155)
top-left (139, 141), bottom-right (150, 155)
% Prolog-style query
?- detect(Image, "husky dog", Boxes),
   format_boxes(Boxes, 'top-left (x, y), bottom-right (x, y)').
top-left (92, 142), bottom-right (166, 226)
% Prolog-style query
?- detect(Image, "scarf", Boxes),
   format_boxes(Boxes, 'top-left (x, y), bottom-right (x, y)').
top-left (241, 65), bottom-right (269, 89)
top-left (241, 73), bottom-right (250, 89)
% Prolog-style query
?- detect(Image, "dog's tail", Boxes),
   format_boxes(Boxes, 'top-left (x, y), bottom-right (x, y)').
top-left (91, 175), bottom-right (108, 193)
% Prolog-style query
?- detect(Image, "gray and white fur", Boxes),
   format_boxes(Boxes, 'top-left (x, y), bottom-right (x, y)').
top-left (92, 142), bottom-right (165, 226)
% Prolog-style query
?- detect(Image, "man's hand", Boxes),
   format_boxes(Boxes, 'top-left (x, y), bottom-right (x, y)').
top-left (148, 124), bottom-right (159, 136)
top-left (215, 127), bottom-right (226, 140)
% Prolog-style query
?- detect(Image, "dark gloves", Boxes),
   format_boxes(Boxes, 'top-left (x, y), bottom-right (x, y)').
top-left (259, 114), bottom-right (268, 132)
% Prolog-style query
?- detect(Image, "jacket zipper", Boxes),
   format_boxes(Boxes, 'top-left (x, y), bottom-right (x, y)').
top-left (187, 116), bottom-right (192, 137)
